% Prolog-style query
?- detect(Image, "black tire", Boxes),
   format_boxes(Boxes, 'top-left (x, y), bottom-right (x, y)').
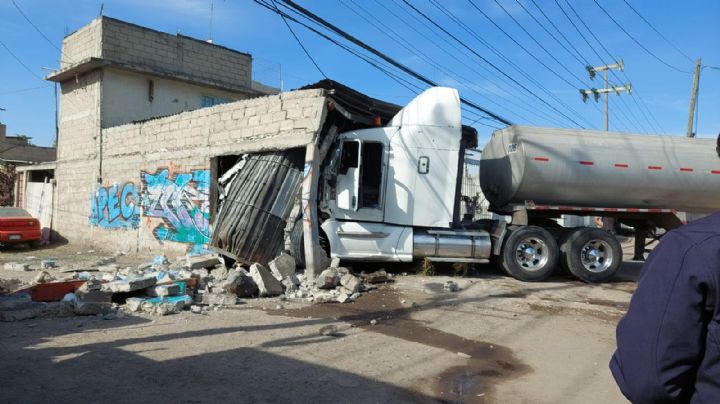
top-left (501, 226), bottom-right (559, 282)
top-left (562, 228), bottom-right (622, 283)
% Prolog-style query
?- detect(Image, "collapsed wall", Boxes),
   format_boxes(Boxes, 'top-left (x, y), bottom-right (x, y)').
top-left (53, 89), bottom-right (328, 255)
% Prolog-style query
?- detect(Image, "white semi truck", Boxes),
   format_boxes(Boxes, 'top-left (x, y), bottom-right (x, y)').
top-left (315, 87), bottom-right (719, 282)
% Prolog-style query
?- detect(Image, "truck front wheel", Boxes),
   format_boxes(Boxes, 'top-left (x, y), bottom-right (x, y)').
top-left (501, 226), bottom-right (559, 282)
top-left (561, 228), bottom-right (621, 283)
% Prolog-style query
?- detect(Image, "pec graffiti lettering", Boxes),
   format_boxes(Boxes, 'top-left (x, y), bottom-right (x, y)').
top-left (90, 182), bottom-right (141, 229)
top-left (141, 169), bottom-right (211, 251)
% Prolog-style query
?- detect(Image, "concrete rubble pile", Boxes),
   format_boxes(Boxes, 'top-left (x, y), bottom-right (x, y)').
top-left (0, 251), bottom-right (391, 322)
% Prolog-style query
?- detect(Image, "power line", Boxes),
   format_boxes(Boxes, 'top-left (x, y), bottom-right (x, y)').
top-left (11, 0), bottom-right (72, 64)
top-left (620, 0), bottom-right (694, 64)
top-left (272, 0), bottom-right (512, 125)
top-left (0, 84), bottom-right (53, 95)
top-left (591, 0), bottom-right (691, 74)
top-left (340, 0), bottom-right (538, 124)
top-left (551, 0), bottom-right (649, 133)
top-left (399, 0), bottom-right (583, 128)
top-left (255, 1), bottom-right (426, 96)
top-left (0, 38), bottom-right (44, 80)
top-left (269, 0), bottom-right (327, 79)
top-left (381, 0), bottom-right (562, 125)
top-left (491, 0), bottom-right (589, 88)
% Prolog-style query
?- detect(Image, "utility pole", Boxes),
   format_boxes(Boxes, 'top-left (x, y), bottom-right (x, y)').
top-left (686, 58), bottom-right (702, 137)
top-left (580, 60), bottom-right (632, 131)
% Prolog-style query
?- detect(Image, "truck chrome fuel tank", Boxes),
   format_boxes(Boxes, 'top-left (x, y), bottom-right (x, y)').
top-left (413, 229), bottom-right (491, 260)
top-left (480, 126), bottom-right (720, 212)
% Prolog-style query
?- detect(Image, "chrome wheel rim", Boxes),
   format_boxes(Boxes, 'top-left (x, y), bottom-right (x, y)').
top-left (580, 239), bottom-right (613, 273)
top-left (514, 237), bottom-right (549, 272)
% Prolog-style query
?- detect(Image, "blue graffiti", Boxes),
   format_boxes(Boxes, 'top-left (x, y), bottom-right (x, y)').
top-left (90, 182), bottom-right (140, 229)
top-left (141, 169), bottom-right (211, 251)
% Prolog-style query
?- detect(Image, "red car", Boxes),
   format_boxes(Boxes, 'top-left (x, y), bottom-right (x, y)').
top-left (0, 207), bottom-right (41, 247)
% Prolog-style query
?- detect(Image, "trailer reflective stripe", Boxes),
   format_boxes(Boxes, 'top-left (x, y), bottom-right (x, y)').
top-left (711, 170), bottom-right (720, 174)
top-left (680, 168), bottom-right (694, 172)
top-left (614, 163), bottom-right (629, 168)
top-left (579, 161), bottom-right (594, 166)
top-left (524, 201), bottom-right (676, 214)
top-left (533, 157), bottom-right (549, 162)
top-left (648, 166), bottom-right (663, 170)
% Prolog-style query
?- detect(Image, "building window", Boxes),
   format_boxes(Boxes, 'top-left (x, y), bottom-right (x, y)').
top-left (201, 95), bottom-right (228, 107)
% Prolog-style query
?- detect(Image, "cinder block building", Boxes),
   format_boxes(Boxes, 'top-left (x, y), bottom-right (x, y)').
top-left (44, 16), bottom-right (343, 259)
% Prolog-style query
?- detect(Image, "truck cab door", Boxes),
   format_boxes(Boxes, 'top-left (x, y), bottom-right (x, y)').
top-left (336, 139), bottom-right (361, 211)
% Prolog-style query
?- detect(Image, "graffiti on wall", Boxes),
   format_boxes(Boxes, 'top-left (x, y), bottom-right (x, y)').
top-left (141, 169), bottom-right (211, 251)
top-left (89, 182), bottom-right (141, 229)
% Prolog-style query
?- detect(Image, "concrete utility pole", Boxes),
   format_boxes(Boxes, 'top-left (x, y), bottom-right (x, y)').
top-left (580, 60), bottom-right (632, 131)
top-left (686, 58), bottom-right (702, 138)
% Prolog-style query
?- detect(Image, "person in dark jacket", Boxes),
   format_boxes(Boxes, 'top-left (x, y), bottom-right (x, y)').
top-left (610, 212), bottom-right (720, 400)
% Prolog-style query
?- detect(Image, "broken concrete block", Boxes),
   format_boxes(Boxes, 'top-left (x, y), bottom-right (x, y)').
top-left (148, 284), bottom-right (180, 297)
top-left (207, 293), bottom-right (237, 306)
top-left (282, 273), bottom-right (301, 294)
top-left (0, 300), bottom-right (48, 321)
top-left (75, 289), bottom-right (112, 303)
top-left (187, 254), bottom-right (222, 269)
top-left (32, 271), bottom-right (55, 284)
top-left (269, 253), bottom-right (296, 281)
top-left (97, 264), bottom-right (119, 272)
top-left (249, 263), bottom-right (283, 297)
top-left (211, 264), bottom-right (229, 281)
top-left (103, 276), bottom-right (156, 293)
top-left (337, 292), bottom-right (350, 303)
top-left (4, 262), bottom-right (30, 271)
top-left (315, 268), bottom-right (339, 289)
top-left (340, 274), bottom-right (361, 293)
top-left (78, 279), bottom-right (103, 293)
top-left (96, 257), bottom-right (116, 266)
top-left (74, 301), bottom-right (113, 316)
top-left (125, 297), bottom-right (144, 312)
top-left (330, 257), bottom-right (341, 268)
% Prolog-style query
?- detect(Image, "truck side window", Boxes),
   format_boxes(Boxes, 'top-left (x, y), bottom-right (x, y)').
top-left (360, 142), bottom-right (383, 209)
top-left (339, 141), bottom-right (359, 174)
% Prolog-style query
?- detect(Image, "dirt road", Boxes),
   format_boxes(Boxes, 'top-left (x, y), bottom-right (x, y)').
top-left (0, 243), bottom-right (637, 403)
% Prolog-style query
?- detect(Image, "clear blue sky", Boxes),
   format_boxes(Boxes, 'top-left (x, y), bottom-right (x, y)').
top-left (1, 0), bottom-right (718, 147)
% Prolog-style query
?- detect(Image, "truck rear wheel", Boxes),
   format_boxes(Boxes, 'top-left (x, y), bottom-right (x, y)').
top-left (561, 228), bottom-right (621, 283)
top-left (501, 226), bottom-right (559, 282)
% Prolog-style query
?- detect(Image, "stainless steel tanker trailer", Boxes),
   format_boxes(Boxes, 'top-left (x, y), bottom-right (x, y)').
top-left (313, 87), bottom-right (718, 282)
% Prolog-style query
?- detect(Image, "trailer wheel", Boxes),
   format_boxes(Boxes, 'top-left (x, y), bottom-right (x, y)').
top-left (562, 228), bottom-right (621, 283)
top-left (501, 226), bottom-right (559, 282)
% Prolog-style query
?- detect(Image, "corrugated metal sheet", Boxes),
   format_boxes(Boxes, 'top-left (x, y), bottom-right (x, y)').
top-left (210, 150), bottom-right (304, 265)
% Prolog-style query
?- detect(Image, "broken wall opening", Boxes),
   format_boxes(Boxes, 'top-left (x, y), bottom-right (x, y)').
top-left (209, 148), bottom-right (305, 266)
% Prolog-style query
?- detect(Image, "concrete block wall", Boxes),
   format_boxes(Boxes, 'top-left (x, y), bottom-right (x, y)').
top-left (100, 18), bottom-right (252, 90)
top-left (61, 19), bottom-right (102, 67)
top-left (55, 89), bottom-right (328, 254)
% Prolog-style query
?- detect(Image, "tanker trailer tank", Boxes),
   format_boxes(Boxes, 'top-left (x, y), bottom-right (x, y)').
top-left (480, 125), bottom-right (720, 213)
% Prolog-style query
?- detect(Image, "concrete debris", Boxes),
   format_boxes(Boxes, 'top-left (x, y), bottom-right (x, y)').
top-left (211, 264), bottom-right (229, 281)
top-left (190, 305), bottom-right (203, 314)
top-left (98, 264), bottom-right (120, 272)
top-left (103, 276), bottom-right (157, 293)
top-left (370, 319), bottom-right (378, 325)
top-left (148, 284), bottom-right (180, 297)
top-left (340, 274), bottom-right (361, 294)
top-left (337, 292), bottom-right (350, 303)
top-left (75, 289), bottom-right (112, 303)
top-left (315, 268), bottom-right (339, 289)
top-left (269, 252), bottom-right (296, 281)
top-left (249, 263), bottom-right (283, 297)
top-left (153, 255), bottom-right (169, 266)
top-left (281, 274), bottom-right (300, 295)
top-left (125, 297), bottom-right (144, 312)
top-left (206, 293), bottom-right (237, 306)
top-left (444, 280), bottom-right (460, 292)
top-left (361, 270), bottom-right (388, 284)
top-left (4, 262), bottom-right (30, 272)
top-left (95, 257), bottom-right (116, 266)
top-left (457, 352), bottom-right (472, 359)
top-left (32, 271), bottom-right (55, 284)
top-left (330, 257), bottom-right (341, 268)
top-left (40, 260), bottom-right (58, 269)
top-left (78, 279), bottom-right (103, 293)
top-left (187, 254), bottom-right (223, 269)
